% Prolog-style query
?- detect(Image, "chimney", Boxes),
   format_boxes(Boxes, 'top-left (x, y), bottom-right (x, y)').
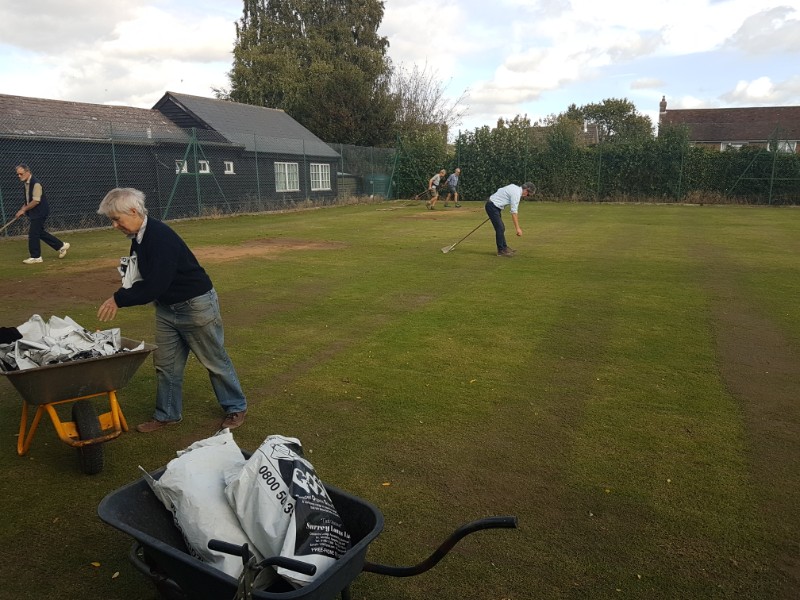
top-left (659, 96), bottom-right (667, 114)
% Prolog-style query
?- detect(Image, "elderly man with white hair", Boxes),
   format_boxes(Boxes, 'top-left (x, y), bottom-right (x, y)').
top-left (97, 188), bottom-right (248, 433)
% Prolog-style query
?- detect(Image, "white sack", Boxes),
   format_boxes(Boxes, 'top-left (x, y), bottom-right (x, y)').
top-left (143, 431), bottom-right (274, 584)
top-left (225, 435), bottom-right (351, 587)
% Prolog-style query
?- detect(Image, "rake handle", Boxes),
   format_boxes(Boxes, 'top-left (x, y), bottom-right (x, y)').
top-left (443, 217), bottom-right (490, 252)
top-left (0, 216), bottom-right (20, 234)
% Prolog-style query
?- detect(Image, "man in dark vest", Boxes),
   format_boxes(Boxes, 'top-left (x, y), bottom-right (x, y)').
top-left (15, 164), bottom-right (70, 264)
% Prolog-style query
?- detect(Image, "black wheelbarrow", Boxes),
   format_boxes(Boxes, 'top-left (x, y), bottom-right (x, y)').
top-left (1, 338), bottom-right (156, 474)
top-left (98, 460), bottom-right (518, 599)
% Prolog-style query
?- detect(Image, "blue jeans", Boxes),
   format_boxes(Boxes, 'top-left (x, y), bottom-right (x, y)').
top-left (484, 201), bottom-right (506, 251)
top-left (153, 288), bottom-right (246, 421)
top-left (28, 217), bottom-right (63, 258)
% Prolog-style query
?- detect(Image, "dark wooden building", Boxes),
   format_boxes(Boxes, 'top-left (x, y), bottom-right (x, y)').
top-left (0, 92), bottom-right (341, 229)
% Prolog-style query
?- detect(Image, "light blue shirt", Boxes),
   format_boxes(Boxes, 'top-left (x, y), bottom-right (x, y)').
top-left (489, 184), bottom-right (522, 214)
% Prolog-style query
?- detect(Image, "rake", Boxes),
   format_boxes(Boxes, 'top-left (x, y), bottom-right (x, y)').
top-left (441, 218), bottom-right (490, 253)
top-left (0, 216), bottom-right (19, 235)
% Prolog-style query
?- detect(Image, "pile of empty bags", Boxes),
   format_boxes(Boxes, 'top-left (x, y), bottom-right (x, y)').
top-left (0, 314), bottom-right (144, 372)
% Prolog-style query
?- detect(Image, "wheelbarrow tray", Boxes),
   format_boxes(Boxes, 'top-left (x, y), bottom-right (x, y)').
top-left (98, 462), bottom-right (384, 600)
top-left (1, 338), bottom-right (156, 405)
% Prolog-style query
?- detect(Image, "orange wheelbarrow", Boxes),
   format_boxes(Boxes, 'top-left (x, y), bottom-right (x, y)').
top-left (1, 338), bottom-right (156, 474)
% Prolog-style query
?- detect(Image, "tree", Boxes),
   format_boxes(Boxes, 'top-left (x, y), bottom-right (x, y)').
top-left (219, 0), bottom-right (397, 146)
top-left (389, 62), bottom-right (468, 140)
top-left (568, 98), bottom-right (653, 143)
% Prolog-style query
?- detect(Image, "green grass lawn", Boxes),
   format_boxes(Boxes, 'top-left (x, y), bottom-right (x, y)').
top-left (0, 201), bottom-right (798, 599)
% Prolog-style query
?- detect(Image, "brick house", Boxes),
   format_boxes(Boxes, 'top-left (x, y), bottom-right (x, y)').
top-left (658, 96), bottom-right (800, 153)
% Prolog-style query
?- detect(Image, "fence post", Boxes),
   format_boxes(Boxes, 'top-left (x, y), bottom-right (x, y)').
top-left (596, 147), bottom-right (603, 200)
top-left (253, 132), bottom-right (261, 203)
top-left (0, 185), bottom-right (6, 236)
top-left (110, 122), bottom-right (119, 187)
top-left (192, 128), bottom-right (201, 215)
top-left (769, 143), bottom-right (779, 205)
top-left (303, 139), bottom-right (308, 201)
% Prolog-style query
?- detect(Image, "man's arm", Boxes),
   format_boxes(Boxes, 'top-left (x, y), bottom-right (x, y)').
top-left (512, 212), bottom-right (522, 236)
top-left (16, 183), bottom-right (41, 217)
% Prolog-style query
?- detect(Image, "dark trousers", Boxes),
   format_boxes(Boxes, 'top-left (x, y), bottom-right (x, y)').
top-left (484, 201), bottom-right (506, 251)
top-left (28, 217), bottom-right (63, 258)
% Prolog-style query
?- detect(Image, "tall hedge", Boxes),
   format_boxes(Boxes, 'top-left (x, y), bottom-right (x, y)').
top-left (397, 121), bottom-right (800, 204)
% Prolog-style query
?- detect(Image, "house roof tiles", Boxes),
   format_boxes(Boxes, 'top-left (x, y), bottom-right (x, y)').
top-left (0, 93), bottom-right (187, 141)
top-left (659, 106), bottom-right (800, 143)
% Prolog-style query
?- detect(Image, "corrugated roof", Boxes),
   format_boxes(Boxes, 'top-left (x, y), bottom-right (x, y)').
top-left (0, 93), bottom-right (188, 142)
top-left (660, 106), bottom-right (800, 142)
top-left (157, 92), bottom-right (339, 158)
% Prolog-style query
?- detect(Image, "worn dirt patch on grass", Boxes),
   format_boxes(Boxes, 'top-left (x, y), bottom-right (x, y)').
top-left (2, 238), bottom-right (346, 310)
top-left (697, 244), bottom-right (800, 598)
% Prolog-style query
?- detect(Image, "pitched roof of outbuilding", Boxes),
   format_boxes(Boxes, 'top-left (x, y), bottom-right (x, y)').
top-left (659, 106), bottom-right (800, 143)
top-left (0, 93), bottom-right (187, 142)
top-left (154, 92), bottom-right (339, 158)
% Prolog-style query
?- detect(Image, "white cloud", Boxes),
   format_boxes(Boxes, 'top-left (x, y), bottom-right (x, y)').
top-left (725, 6), bottom-right (800, 54)
top-left (1, 2), bottom-right (237, 106)
top-left (1, 0), bottom-right (798, 135)
top-left (0, 0), bottom-right (140, 52)
top-left (104, 6), bottom-right (235, 62)
top-left (721, 75), bottom-right (800, 105)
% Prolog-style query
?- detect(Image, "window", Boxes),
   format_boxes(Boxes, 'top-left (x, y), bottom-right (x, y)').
top-left (199, 160), bottom-right (210, 174)
top-left (275, 162), bottom-right (299, 192)
top-left (224, 161), bottom-right (236, 174)
top-left (721, 142), bottom-right (745, 151)
top-left (175, 160), bottom-right (188, 174)
top-left (310, 163), bottom-right (331, 191)
top-left (776, 141), bottom-right (797, 154)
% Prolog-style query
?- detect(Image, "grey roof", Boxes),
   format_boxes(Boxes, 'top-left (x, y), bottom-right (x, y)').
top-left (157, 92), bottom-right (339, 158)
top-left (0, 93), bottom-right (188, 142)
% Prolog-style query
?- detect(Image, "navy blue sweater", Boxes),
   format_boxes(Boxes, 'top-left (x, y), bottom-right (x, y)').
top-left (113, 218), bottom-right (212, 308)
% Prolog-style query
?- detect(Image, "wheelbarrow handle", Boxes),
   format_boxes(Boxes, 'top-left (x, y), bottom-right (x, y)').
top-left (208, 539), bottom-right (317, 576)
top-left (362, 515), bottom-right (518, 577)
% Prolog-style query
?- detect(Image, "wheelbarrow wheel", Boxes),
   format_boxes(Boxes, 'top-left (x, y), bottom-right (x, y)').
top-left (72, 400), bottom-right (104, 475)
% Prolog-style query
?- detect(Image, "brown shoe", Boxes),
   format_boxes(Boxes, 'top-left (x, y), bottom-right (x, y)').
top-left (221, 410), bottom-right (247, 430)
top-left (497, 248), bottom-right (514, 257)
top-left (136, 418), bottom-right (182, 433)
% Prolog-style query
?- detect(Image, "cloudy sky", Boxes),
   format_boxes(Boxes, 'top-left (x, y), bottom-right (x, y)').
top-left (1, 0), bottom-right (798, 135)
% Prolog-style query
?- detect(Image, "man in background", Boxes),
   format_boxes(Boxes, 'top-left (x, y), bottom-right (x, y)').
top-left (444, 167), bottom-right (462, 207)
top-left (485, 182), bottom-right (536, 257)
top-left (15, 164), bottom-right (70, 264)
top-left (426, 169), bottom-right (446, 210)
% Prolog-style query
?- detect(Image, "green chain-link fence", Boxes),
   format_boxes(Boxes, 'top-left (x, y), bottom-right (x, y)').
top-left (0, 115), bottom-right (397, 237)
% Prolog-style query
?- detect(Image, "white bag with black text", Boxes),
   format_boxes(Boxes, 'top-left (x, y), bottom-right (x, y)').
top-left (224, 435), bottom-right (351, 587)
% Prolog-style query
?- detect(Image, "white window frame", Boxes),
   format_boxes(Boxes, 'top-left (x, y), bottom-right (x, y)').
top-left (175, 159), bottom-right (188, 174)
top-left (310, 163), bottom-right (332, 191)
top-left (198, 160), bottom-right (211, 174)
top-left (721, 142), bottom-right (746, 151)
top-left (776, 140), bottom-right (797, 154)
top-left (275, 162), bottom-right (300, 192)
top-left (224, 161), bottom-right (236, 174)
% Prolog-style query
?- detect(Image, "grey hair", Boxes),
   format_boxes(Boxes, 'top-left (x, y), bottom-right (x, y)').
top-left (97, 188), bottom-right (149, 217)
top-left (522, 182), bottom-right (536, 194)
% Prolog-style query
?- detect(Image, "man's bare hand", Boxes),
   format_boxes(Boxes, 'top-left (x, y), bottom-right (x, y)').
top-left (98, 297), bottom-right (119, 322)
